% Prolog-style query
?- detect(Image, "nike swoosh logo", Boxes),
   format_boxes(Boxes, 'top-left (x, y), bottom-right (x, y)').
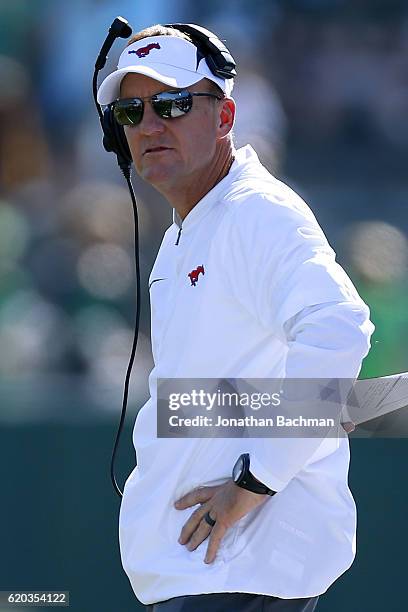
top-left (148, 278), bottom-right (167, 290)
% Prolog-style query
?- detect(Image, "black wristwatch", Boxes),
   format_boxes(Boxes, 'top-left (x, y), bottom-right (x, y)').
top-left (232, 453), bottom-right (276, 496)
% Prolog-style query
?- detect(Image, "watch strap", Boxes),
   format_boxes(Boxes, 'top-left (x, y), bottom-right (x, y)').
top-left (234, 453), bottom-right (276, 496)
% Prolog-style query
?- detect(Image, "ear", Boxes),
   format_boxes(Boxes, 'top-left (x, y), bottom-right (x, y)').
top-left (217, 98), bottom-right (236, 139)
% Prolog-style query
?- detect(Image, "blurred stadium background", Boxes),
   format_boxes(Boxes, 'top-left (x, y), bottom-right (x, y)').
top-left (0, 1), bottom-right (407, 611)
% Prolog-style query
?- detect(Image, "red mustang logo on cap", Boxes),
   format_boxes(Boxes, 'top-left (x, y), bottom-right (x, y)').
top-left (188, 265), bottom-right (205, 287)
top-left (129, 43), bottom-right (161, 58)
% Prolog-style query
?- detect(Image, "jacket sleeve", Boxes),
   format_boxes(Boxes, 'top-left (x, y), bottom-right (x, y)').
top-left (222, 193), bottom-right (375, 492)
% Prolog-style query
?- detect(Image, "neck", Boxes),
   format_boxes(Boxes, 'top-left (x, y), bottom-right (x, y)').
top-left (159, 143), bottom-right (235, 221)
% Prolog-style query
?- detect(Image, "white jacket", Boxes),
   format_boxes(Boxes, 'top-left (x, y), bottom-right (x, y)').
top-left (119, 145), bottom-right (374, 605)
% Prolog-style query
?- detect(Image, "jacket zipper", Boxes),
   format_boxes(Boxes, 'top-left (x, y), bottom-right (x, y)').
top-left (175, 226), bottom-right (182, 245)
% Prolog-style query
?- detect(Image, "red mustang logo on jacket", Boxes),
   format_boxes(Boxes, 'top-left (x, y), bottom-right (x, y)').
top-left (188, 265), bottom-right (205, 286)
top-left (129, 43), bottom-right (161, 58)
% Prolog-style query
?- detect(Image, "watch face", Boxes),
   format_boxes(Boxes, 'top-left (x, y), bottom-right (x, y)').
top-left (232, 456), bottom-right (244, 482)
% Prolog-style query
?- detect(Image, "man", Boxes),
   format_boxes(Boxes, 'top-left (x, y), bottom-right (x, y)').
top-left (97, 24), bottom-right (374, 611)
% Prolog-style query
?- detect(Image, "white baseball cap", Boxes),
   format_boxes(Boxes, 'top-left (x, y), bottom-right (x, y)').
top-left (97, 35), bottom-right (233, 105)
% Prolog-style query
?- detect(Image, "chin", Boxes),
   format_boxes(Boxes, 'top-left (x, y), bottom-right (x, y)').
top-left (140, 170), bottom-right (174, 189)
top-left (139, 161), bottom-right (179, 187)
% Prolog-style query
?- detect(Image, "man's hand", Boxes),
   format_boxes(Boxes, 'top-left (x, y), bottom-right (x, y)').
top-left (174, 479), bottom-right (270, 564)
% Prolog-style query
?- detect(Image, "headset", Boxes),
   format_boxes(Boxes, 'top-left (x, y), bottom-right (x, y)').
top-left (92, 16), bottom-right (237, 498)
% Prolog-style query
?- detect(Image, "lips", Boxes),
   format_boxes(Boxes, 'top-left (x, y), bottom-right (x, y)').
top-left (144, 146), bottom-right (171, 155)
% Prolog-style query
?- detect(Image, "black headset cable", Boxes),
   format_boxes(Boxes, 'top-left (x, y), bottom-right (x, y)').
top-left (92, 16), bottom-right (140, 498)
top-left (110, 167), bottom-right (141, 499)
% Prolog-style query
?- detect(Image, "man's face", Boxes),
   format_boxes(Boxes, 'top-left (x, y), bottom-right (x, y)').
top-left (119, 73), bottom-right (223, 191)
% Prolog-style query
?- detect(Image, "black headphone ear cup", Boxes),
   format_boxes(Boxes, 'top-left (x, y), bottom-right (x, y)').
top-left (102, 106), bottom-right (132, 166)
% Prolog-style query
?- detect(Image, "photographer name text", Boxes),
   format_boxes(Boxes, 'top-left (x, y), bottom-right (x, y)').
top-left (168, 415), bottom-right (335, 428)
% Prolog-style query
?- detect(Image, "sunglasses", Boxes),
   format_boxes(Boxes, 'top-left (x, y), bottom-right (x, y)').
top-left (113, 89), bottom-right (223, 126)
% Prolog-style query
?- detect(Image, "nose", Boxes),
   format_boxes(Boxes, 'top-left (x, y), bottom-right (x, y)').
top-left (139, 101), bottom-right (166, 136)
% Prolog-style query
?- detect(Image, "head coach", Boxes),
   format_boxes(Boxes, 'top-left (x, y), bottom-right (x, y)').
top-left (97, 22), bottom-right (374, 612)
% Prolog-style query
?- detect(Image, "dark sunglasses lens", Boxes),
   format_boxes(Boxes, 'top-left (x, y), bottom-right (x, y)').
top-left (113, 99), bottom-right (143, 125)
top-left (152, 91), bottom-right (192, 118)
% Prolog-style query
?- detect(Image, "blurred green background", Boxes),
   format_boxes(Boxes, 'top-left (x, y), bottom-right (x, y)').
top-left (0, 1), bottom-right (407, 610)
